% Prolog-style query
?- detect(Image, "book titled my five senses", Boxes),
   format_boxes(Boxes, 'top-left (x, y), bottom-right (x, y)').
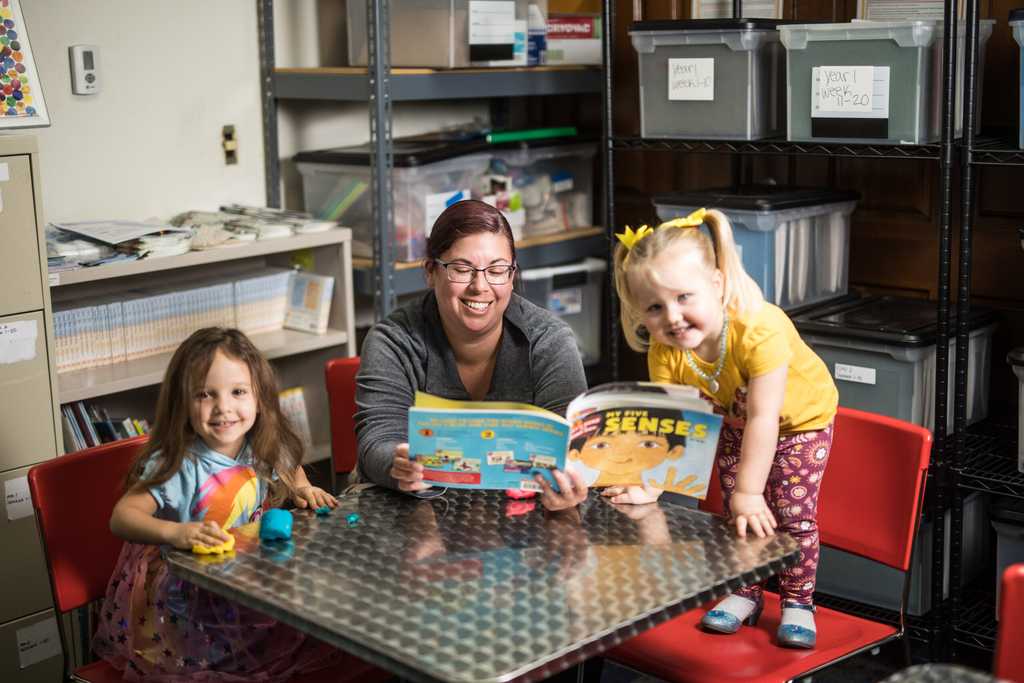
top-left (407, 382), bottom-right (722, 497)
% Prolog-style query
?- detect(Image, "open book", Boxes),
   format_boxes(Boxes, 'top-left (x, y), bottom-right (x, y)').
top-left (407, 382), bottom-right (723, 497)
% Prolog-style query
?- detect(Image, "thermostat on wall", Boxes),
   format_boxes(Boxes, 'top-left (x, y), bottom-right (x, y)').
top-left (69, 45), bottom-right (99, 95)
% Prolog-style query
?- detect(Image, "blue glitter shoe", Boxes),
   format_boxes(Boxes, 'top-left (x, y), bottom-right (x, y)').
top-left (700, 594), bottom-right (764, 634)
top-left (777, 601), bottom-right (816, 649)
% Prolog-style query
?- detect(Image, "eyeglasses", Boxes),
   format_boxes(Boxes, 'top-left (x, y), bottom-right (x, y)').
top-left (434, 259), bottom-right (516, 285)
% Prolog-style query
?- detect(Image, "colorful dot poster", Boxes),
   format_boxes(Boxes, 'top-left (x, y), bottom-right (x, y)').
top-left (0, 0), bottom-right (47, 129)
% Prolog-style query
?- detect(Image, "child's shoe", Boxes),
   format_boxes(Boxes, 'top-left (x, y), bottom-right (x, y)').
top-left (700, 594), bottom-right (764, 634)
top-left (777, 601), bottom-right (816, 649)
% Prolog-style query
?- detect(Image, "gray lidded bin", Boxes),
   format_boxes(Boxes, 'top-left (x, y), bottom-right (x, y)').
top-left (818, 492), bottom-right (988, 616)
top-left (1013, 11), bottom-right (1024, 148)
top-left (654, 186), bottom-right (859, 311)
top-left (629, 19), bottom-right (786, 140)
top-left (992, 497), bottom-right (1024, 619)
top-left (793, 296), bottom-right (995, 435)
top-left (1010, 347), bottom-right (1024, 474)
top-left (779, 20), bottom-right (994, 144)
top-left (519, 258), bottom-right (606, 366)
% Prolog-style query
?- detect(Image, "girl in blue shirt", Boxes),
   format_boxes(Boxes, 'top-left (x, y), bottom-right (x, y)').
top-left (94, 327), bottom-right (339, 681)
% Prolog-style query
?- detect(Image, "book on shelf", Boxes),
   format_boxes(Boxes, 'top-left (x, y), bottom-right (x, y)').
top-left (60, 400), bottom-right (151, 452)
top-left (407, 382), bottom-right (723, 496)
top-left (279, 386), bottom-right (313, 449)
top-left (284, 271), bottom-right (335, 334)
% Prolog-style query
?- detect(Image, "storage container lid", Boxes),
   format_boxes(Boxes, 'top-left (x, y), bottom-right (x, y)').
top-left (295, 139), bottom-right (488, 167)
top-left (1008, 347), bottom-right (1024, 367)
top-left (491, 135), bottom-right (597, 152)
top-left (793, 295), bottom-right (995, 346)
top-left (992, 497), bottom-right (1024, 524)
top-left (631, 19), bottom-right (790, 32)
top-left (654, 185), bottom-right (860, 212)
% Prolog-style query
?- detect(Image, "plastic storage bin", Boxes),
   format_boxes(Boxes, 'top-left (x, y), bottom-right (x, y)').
top-left (818, 492), bottom-right (988, 616)
top-left (793, 296), bottom-right (996, 434)
top-left (1013, 10), bottom-right (1024, 148)
top-left (992, 497), bottom-right (1024, 619)
top-left (519, 257), bottom-right (606, 365)
top-left (779, 20), bottom-right (994, 144)
top-left (295, 141), bottom-right (491, 261)
top-left (629, 19), bottom-right (787, 140)
top-left (489, 140), bottom-right (596, 237)
top-left (654, 186), bottom-right (859, 311)
top-left (1010, 347), bottom-right (1024, 474)
top-left (348, 0), bottom-right (529, 68)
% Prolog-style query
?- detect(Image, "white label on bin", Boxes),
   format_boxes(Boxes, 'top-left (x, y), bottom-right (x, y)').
top-left (425, 189), bottom-right (469, 236)
top-left (668, 58), bottom-right (714, 101)
top-left (834, 362), bottom-right (877, 385)
top-left (469, 1), bottom-right (516, 45)
top-left (16, 617), bottom-right (61, 669)
top-left (548, 288), bottom-right (582, 316)
top-left (5, 476), bottom-right (31, 522)
top-left (812, 66), bottom-right (890, 119)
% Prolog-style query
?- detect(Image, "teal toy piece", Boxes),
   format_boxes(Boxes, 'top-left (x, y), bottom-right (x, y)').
top-left (346, 513), bottom-right (360, 526)
top-left (314, 506), bottom-right (331, 517)
top-left (260, 509), bottom-right (293, 541)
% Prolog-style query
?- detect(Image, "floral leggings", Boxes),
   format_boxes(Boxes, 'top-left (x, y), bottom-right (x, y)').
top-left (716, 421), bottom-right (833, 606)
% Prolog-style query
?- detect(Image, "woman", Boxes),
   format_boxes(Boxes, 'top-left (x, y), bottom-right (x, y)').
top-left (354, 199), bottom-right (589, 510)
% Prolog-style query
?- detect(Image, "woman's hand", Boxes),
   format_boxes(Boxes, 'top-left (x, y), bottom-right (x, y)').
top-left (729, 491), bottom-right (777, 538)
top-left (601, 483), bottom-right (663, 505)
top-left (390, 443), bottom-right (432, 492)
top-left (294, 485), bottom-right (338, 509)
top-left (537, 468), bottom-right (588, 511)
top-left (171, 520), bottom-right (230, 550)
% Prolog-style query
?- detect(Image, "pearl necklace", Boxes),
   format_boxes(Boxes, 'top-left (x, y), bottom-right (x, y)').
top-left (683, 311), bottom-right (729, 394)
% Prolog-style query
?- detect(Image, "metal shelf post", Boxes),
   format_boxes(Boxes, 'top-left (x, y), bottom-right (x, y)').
top-left (367, 0), bottom-right (396, 320)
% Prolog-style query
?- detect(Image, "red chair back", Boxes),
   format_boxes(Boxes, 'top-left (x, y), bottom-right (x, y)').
top-left (995, 563), bottom-right (1024, 682)
top-left (325, 356), bottom-right (360, 474)
top-left (701, 406), bottom-right (931, 571)
top-left (28, 436), bottom-right (148, 613)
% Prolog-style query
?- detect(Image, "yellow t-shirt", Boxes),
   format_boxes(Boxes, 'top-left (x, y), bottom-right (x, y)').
top-left (648, 303), bottom-right (837, 433)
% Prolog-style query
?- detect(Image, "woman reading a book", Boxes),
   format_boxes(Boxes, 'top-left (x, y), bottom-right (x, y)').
top-left (354, 199), bottom-right (590, 510)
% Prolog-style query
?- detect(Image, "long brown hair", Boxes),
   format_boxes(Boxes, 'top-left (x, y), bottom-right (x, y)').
top-left (614, 209), bottom-right (764, 352)
top-left (125, 327), bottom-right (302, 506)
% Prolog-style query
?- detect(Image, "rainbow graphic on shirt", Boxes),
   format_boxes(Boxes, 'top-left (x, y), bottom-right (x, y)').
top-left (191, 464), bottom-right (261, 529)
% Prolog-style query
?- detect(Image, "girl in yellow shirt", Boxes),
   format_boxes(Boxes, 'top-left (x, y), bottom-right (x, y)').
top-left (610, 208), bottom-right (838, 649)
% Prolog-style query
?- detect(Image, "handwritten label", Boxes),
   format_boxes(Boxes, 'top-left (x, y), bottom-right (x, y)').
top-left (668, 58), bottom-right (714, 101)
top-left (812, 66), bottom-right (890, 119)
top-left (834, 363), bottom-right (877, 385)
top-left (469, 1), bottom-right (515, 45)
top-left (0, 319), bottom-right (37, 365)
top-left (5, 476), bottom-right (32, 522)
top-left (17, 617), bottom-right (61, 669)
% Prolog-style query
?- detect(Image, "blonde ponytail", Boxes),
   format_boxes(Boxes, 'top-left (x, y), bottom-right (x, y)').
top-left (702, 209), bottom-right (765, 316)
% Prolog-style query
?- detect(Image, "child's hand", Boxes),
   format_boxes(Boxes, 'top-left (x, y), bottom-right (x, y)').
top-left (172, 520), bottom-right (230, 551)
top-left (729, 491), bottom-right (777, 538)
top-left (294, 485), bottom-right (337, 509)
top-left (601, 483), bottom-right (663, 504)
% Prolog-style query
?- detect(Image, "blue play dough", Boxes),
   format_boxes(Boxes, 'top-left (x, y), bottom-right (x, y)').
top-left (346, 513), bottom-right (360, 526)
top-left (259, 509), bottom-right (293, 541)
top-left (314, 506), bottom-right (331, 517)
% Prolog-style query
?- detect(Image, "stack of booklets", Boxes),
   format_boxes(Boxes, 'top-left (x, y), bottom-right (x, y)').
top-left (407, 382), bottom-right (723, 497)
top-left (61, 401), bottom-right (150, 452)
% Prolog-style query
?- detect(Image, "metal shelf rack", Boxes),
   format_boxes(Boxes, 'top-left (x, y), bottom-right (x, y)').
top-left (612, 136), bottom-right (944, 160)
top-left (258, 1), bottom-right (606, 320)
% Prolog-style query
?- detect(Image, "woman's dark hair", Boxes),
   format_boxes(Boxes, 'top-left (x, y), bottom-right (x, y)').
top-left (425, 199), bottom-right (517, 264)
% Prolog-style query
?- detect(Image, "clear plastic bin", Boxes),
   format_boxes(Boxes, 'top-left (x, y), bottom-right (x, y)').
top-left (629, 19), bottom-right (786, 140)
top-left (1012, 11), bottom-right (1023, 148)
top-left (818, 492), bottom-right (988, 616)
top-left (993, 497), bottom-right (1024, 619)
top-left (519, 257), bottom-right (606, 365)
top-left (1010, 347), bottom-right (1024, 474)
top-left (793, 296), bottom-right (996, 434)
top-left (654, 186), bottom-right (859, 311)
top-left (295, 141), bottom-right (491, 261)
top-left (488, 140), bottom-right (596, 237)
top-left (779, 20), bottom-right (994, 144)
top-left (348, 0), bottom-right (529, 68)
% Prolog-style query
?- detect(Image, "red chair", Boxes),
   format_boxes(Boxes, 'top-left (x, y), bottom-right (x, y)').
top-left (325, 356), bottom-right (361, 487)
top-left (608, 406), bottom-right (933, 683)
top-left (29, 436), bottom-right (391, 683)
top-left (995, 563), bottom-right (1024, 682)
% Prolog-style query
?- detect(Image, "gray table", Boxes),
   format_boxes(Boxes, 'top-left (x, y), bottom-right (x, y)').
top-left (166, 487), bottom-right (798, 683)
top-left (880, 664), bottom-right (1000, 682)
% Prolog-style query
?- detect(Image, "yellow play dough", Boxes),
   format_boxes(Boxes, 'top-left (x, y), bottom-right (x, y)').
top-left (191, 533), bottom-right (236, 555)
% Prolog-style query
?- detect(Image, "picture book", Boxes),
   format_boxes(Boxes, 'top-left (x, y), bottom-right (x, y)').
top-left (407, 382), bottom-right (723, 497)
top-left (284, 271), bottom-right (334, 334)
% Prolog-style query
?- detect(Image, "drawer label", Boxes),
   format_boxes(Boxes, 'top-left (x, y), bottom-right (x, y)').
top-left (16, 617), bottom-right (61, 669)
top-left (834, 362), bottom-right (877, 385)
top-left (5, 476), bottom-right (32, 522)
top-left (668, 58), bottom-right (714, 101)
top-left (0, 319), bottom-right (37, 365)
top-left (812, 66), bottom-right (890, 119)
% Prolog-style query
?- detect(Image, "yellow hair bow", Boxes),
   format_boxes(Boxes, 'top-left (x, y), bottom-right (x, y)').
top-left (615, 224), bottom-right (654, 251)
top-left (660, 207), bottom-right (707, 230)
top-left (615, 208), bottom-right (707, 253)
